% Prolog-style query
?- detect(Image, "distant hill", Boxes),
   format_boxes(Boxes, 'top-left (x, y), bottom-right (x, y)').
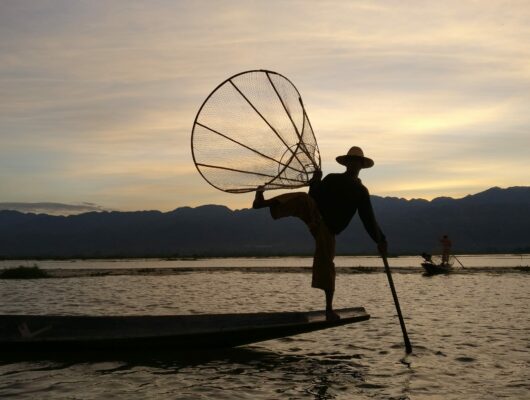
top-left (0, 186), bottom-right (528, 258)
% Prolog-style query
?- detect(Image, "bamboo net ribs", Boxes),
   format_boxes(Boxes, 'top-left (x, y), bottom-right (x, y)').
top-left (191, 70), bottom-right (321, 193)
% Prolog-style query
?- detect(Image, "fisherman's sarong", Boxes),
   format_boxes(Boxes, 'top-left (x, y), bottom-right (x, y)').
top-left (269, 192), bottom-right (336, 291)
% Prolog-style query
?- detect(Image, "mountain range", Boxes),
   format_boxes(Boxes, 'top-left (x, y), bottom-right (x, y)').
top-left (0, 186), bottom-right (528, 258)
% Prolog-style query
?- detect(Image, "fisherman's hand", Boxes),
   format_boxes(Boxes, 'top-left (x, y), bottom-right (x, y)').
top-left (377, 240), bottom-right (388, 256)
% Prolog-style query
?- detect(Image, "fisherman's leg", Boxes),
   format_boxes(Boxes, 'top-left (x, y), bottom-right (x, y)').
top-left (254, 190), bottom-right (337, 317)
top-left (325, 289), bottom-right (336, 315)
top-left (311, 223), bottom-right (339, 320)
top-left (258, 192), bottom-right (320, 229)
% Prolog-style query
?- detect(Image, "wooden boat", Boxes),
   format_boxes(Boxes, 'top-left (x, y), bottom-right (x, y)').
top-left (421, 252), bottom-right (454, 275)
top-left (421, 261), bottom-right (453, 275)
top-left (0, 307), bottom-right (369, 352)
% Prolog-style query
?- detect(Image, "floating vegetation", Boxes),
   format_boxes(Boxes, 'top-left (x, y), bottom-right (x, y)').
top-left (0, 265), bottom-right (50, 279)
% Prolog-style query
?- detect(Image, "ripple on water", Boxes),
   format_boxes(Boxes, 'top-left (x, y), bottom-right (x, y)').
top-left (455, 356), bottom-right (476, 363)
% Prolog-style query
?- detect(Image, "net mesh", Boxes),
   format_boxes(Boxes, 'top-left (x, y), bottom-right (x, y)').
top-left (191, 70), bottom-right (321, 193)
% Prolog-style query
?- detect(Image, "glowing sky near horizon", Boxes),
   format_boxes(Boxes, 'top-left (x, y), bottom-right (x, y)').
top-left (1, 1), bottom-right (529, 211)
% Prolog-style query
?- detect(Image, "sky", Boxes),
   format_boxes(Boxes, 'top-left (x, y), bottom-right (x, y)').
top-left (1, 0), bottom-right (529, 212)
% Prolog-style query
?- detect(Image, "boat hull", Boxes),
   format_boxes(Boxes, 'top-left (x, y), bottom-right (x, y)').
top-left (0, 308), bottom-right (369, 352)
top-left (422, 262), bottom-right (453, 275)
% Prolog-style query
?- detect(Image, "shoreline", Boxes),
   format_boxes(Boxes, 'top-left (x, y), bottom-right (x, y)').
top-left (1, 253), bottom-right (529, 262)
top-left (1, 266), bottom-right (528, 279)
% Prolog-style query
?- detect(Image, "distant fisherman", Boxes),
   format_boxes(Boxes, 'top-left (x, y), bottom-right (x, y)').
top-left (440, 235), bottom-right (452, 264)
top-left (253, 146), bottom-right (387, 320)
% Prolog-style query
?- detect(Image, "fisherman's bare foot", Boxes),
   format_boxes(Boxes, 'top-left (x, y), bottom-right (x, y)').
top-left (326, 309), bottom-right (340, 321)
top-left (252, 186), bottom-right (266, 209)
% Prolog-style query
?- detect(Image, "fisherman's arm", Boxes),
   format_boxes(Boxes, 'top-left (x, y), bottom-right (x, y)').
top-left (358, 186), bottom-right (387, 254)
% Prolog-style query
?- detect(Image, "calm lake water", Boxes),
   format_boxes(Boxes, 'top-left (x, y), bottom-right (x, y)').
top-left (1, 254), bottom-right (528, 270)
top-left (1, 256), bottom-right (529, 399)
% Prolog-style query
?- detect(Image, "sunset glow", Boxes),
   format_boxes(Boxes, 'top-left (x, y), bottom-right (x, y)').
top-left (1, 1), bottom-right (529, 211)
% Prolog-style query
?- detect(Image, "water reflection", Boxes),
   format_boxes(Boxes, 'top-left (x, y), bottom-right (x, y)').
top-left (1, 271), bottom-right (529, 399)
top-left (2, 347), bottom-right (377, 400)
top-left (1, 344), bottom-right (427, 400)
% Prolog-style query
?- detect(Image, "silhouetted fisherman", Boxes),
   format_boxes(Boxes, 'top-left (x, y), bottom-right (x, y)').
top-left (440, 235), bottom-right (452, 264)
top-left (253, 146), bottom-right (387, 320)
top-left (421, 252), bottom-right (433, 263)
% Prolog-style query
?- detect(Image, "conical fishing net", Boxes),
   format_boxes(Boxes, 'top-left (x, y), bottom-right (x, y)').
top-left (191, 70), bottom-right (321, 193)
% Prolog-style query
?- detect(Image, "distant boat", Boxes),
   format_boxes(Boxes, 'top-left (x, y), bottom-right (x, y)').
top-left (421, 260), bottom-right (453, 275)
top-left (0, 307), bottom-right (369, 352)
top-left (421, 252), bottom-right (453, 275)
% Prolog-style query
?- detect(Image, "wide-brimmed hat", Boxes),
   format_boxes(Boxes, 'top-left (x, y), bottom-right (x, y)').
top-left (336, 146), bottom-right (374, 168)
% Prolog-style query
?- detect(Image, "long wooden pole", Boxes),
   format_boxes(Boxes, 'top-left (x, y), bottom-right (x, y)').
top-left (381, 254), bottom-right (413, 354)
top-left (453, 255), bottom-right (465, 269)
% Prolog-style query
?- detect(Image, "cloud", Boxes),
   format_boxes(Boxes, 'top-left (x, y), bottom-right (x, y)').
top-left (0, 1), bottom-right (529, 209)
top-left (0, 202), bottom-right (111, 216)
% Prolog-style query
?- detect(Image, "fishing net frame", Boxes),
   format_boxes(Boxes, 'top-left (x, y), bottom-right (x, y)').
top-left (191, 69), bottom-right (321, 193)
